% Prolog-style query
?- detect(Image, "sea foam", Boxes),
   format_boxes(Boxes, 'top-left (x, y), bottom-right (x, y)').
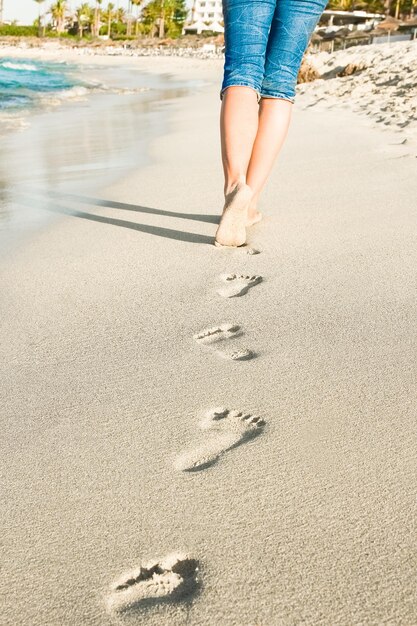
top-left (2, 61), bottom-right (39, 72)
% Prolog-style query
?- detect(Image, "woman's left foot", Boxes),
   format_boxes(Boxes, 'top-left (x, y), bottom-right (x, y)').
top-left (215, 182), bottom-right (253, 247)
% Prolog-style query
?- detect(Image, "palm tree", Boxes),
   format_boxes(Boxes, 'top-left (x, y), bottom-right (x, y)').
top-left (159, 0), bottom-right (165, 37)
top-left (327, 0), bottom-right (355, 9)
top-left (0, 0), bottom-right (4, 25)
top-left (126, 0), bottom-right (133, 36)
top-left (50, 0), bottom-right (67, 34)
top-left (93, 0), bottom-right (103, 36)
top-left (102, 2), bottom-right (115, 37)
top-left (34, 0), bottom-right (46, 37)
top-left (114, 6), bottom-right (126, 25)
top-left (113, 6), bottom-right (126, 34)
top-left (142, 0), bottom-right (187, 37)
top-left (132, 0), bottom-right (142, 36)
top-left (76, 2), bottom-right (92, 37)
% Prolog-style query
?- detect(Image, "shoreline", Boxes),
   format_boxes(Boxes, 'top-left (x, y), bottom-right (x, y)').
top-left (1, 38), bottom-right (416, 145)
top-left (0, 53), bottom-right (217, 255)
top-left (0, 47), bottom-right (221, 134)
top-left (0, 43), bottom-right (224, 76)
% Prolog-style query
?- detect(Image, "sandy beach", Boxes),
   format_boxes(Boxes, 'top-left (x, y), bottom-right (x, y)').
top-left (1, 45), bottom-right (417, 625)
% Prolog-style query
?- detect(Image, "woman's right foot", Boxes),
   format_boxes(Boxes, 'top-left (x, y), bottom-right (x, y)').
top-left (246, 195), bottom-right (263, 226)
top-left (246, 210), bottom-right (263, 227)
top-left (215, 183), bottom-right (253, 247)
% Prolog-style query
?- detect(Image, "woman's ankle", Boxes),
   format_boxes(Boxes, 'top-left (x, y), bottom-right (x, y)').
top-left (224, 175), bottom-right (247, 196)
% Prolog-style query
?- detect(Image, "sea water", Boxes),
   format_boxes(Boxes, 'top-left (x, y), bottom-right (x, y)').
top-left (0, 57), bottom-right (83, 115)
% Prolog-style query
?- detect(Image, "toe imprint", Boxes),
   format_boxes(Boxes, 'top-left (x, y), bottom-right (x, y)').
top-left (194, 324), bottom-right (255, 361)
top-left (221, 274), bottom-right (260, 283)
top-left (217, 274), bottom-right (262, 298)
top-left (174, 408), bottom-right (265, 472)
top-left (106, 554), bottom-right (199, 613)
top-left (193, 323), bottom-right (241, 344)
top-left (201, 407), bottom-right (265, 432)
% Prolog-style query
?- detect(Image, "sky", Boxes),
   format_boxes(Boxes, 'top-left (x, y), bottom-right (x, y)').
top-left (4, 0), bottom-right (78, 24)
top-left (3, 0), bottom-right (192, 25)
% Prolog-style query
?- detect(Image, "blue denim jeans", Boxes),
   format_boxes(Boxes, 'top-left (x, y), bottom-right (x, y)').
top-left (220, 0), bottom-right (327, 102)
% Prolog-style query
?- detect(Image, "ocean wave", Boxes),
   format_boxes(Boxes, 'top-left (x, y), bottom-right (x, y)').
top-left (1, 61), bottom-right (39, 72)
top-left (37, 85), bottom-right (90, 106)
top-left (87, 83), bottom-right (151, 95)
top-left (0, 92), bottom-right (32, 110)
top-left (0, 58), bottom-right (154, 136)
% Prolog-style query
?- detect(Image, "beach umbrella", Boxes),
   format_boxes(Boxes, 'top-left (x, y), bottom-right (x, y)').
top-left (377, 16), bottom-right (403, 30)
top-left (345, 30), bottom-right (371, 39)
top-left (184, 20), bottom-right (214, 34)
top-left (310, 32), bottom-right (323, 43)
top-left (334, 27), bottom-right (351, 38)
top-left (321, 30), bottom-right (339, 40)
top-left (209, 21), bottom-right (224, 33)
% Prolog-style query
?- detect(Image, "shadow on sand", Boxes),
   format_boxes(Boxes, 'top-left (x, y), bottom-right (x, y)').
top-left (18, 189), bottom-right (219, 246)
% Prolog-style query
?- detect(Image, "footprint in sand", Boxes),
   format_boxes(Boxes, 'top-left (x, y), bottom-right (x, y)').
top-left (217, 273), bottom-right (262, 299)
top-left (193, 324), bottom-right (255, 360)
top-left (217, 347), bottom-right (254, 361)
top-left (245, 246), bottom-right (261, 255)
top-left (174, 407), bottom-right (265, 472)
top-left (106, 553), bottom-right (199, 613)
top-left (215, 245), bottom-right (261, 255)
top-left (194, 323), bottom-right (242, 344)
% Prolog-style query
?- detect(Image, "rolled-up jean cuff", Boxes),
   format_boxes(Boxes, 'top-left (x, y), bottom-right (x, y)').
top-left (220, 84), bottom-right (261, 103)
top-left (259, 92), bottom-right (295, 103)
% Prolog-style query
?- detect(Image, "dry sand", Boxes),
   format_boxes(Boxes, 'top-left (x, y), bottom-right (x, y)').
top-left (299, 41), bottom-right (417, 150)
top-left (1, 49), bottom-right (417, 625)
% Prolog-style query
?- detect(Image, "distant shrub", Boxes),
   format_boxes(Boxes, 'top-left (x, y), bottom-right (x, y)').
top-left (0, 25), bottom-right (38, 37)
top-left (43, 30), bottom-right (77, 39)
top-left (111, 22), bottom-right (128, 36)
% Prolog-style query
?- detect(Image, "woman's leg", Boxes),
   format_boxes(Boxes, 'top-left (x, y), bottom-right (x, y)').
top-left (219, 94), bottom-right (292, 234)
top-left (245, 0), bottom-right (327, 222)
top-left (220, 86), bottom-right (259, 197)
top-left (216, 86), bottom-right (260, 247)
top-left (215, 0), bottom-right (276, 247)
top-left (246, 99), bottom-right (293, 224)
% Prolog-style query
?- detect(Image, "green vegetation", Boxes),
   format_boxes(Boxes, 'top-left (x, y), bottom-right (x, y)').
top-left (141, 0), bottom-right (188, 37)
top-left (0, 24), bottom-right (38, 36)
top-left (25, 0), bottom-right (190, 39)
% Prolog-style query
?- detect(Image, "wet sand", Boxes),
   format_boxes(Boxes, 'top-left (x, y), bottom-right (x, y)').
top-left (0, 55), bottom-right (205, 255)
top-left (1, 52), bottom-right (417, 625)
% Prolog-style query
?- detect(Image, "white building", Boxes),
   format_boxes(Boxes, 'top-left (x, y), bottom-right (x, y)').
top-left (320, 9), bottom-right (385, 30)
top-left (183, 0), bottom-right (224, 34)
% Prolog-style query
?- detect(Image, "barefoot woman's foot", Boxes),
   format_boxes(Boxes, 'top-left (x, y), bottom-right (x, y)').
top-left (215, 182), bottom-right (253, 247)
top-left (246, 210), bottom-right (263, 227)
top-left (246, 194), bottom-right (263, 226)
